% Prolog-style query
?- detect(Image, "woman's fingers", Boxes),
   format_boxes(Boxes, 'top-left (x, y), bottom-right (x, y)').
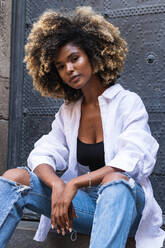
top-left (64, 201), bottom-right (71, 226)
top-left (52, 201), bottom-right (77, 235)
top-left (55, 203), bottom-right (65, 231)
top-left (68, 205), bottom-right (73, 231)
top-left (53, 201), bottom-right (70, 235)
top-left (58, 203), bottom-right (67, 235)
top-left (51, 182), bottom-right (78, 234)
top-left (51, 200), bottom-right (56, 229)
top-left (51, 181), bottom-right (66, 230)
top-left (51, 199), bottom-right (63, 232)
top-left (68, 203), bottom-right (78, 230)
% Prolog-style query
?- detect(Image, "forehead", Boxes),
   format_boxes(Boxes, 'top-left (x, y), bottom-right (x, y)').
top-left (55, 43), bottom-right (84, 62)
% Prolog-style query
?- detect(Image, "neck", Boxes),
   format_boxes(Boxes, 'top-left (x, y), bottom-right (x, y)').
top-left (81, 75), bottom-right (106, 105)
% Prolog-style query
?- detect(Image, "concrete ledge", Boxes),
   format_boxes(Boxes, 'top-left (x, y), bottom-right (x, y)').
top-left (7, 221), bottom-right (165, 248)
top-left (7, 221), bottom-right (137, 248)
top-left (7, 220), bottom-right (89, 248)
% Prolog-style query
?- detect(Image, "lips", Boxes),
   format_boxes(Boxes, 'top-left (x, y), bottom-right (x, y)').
top-left (70, 75), bottom-right (81, 83)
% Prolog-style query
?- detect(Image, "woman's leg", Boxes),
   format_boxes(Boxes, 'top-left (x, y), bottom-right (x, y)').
top-left (89, 173), bottom-right (145, 248)
top-left (72, 186), bottom-right (98, 235)
top-left (0, 167), bottom-right (52, 248)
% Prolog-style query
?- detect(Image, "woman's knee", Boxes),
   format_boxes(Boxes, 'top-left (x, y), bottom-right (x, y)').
top-left (2, 168), bottom-right (30, 186)
top-left (100, 172), bottom-right (133, 202)
top-left (101, 171), bottom-right (129, 186)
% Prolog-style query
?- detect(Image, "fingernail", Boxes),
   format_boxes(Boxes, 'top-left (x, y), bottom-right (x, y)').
top-left (69, 228), bottom-right (72, 233)
top-left (66, 221), bottom-right (69, 226)
top-left (51, 225), bottom-right (55, 229)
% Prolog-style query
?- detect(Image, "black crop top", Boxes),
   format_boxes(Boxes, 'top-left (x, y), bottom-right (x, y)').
top-left (77, 138), bottom-right (105, 171)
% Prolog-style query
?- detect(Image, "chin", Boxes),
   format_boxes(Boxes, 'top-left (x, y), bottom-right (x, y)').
top-left (72, 86), bottom-right (82, 90)
top-left (70, 82), bottom-right (85, 90)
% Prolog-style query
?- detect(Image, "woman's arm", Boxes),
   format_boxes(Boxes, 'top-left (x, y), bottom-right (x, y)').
top-left (28, 105), bottom-right (70, 230)
top-left (68, 165), bottom-right (122, 189)
top-left (27, 104), bottom-right (69, 172)
top-left (34, 164), bottom-right (68, 232)
top-left (34, 164), bottom-right (64, 189)
top-left (54, 165), bottom-right (122, 234)
top-left (107, 93), bottom-right (159, 180)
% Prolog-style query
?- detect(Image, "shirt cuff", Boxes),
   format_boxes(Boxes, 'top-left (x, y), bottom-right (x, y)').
top-left (27, 156), bottom-right (56, 172)
top-left (106, 153), bottom-right (141, 173)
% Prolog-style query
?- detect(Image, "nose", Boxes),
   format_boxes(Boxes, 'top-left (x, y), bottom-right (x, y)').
top-left (66, 62), bottom-right (74, 74)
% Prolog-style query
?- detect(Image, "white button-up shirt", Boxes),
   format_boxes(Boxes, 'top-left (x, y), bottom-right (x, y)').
top-left (27, 84), bottom-right (165, 248)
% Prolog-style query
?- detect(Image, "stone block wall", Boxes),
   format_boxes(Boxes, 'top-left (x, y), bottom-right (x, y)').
top-left (0, 0), bottom-right (12, 174)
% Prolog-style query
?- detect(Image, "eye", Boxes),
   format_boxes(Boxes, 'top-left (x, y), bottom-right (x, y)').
top-left (72, 56), bottom-right (79, 62)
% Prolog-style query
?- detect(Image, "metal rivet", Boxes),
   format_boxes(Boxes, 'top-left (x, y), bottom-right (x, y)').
top-left (147, 54), bottom-right (155, 64)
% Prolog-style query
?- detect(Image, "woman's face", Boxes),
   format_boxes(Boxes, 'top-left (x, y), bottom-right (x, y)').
top-left (54, 43), bottom-right (93, 90)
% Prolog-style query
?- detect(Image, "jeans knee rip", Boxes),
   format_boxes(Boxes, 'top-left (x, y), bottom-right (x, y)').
top-left (0, 170), bottom-right (31, 194)
top-left (96, 178), bottom-right (135, 204)
top-left (0, 180), bottom-right (27, 228)
top-left (0, 176), bottom-right (18, 187)
top-left (17, 166), bottom-right (33, 189)
top-left (16, 184), bottom-right (31, 193)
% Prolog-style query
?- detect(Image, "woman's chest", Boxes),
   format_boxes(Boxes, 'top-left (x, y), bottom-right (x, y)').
top-left (64, 100), bottom-right (123, 154)
top-left (78, 104), bottom-right (103, 143)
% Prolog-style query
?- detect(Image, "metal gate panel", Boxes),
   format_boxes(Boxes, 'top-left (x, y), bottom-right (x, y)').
top-left (105, 0), bottom-right (165, 9)
top-left (105, 10), bottom-right (165, 172)
top-left (103, 2), bottom-right (165, 213)
top-left (9, 0), bottom-right (165, 214)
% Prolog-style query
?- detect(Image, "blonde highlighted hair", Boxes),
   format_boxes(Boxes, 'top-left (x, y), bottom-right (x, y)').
top-left (24, 6), bottom-right (128, 103)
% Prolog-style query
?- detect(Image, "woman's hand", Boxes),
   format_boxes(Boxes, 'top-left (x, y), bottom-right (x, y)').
top-left (51, 180), bottom-right (66, 230)
top-left (54, 180), bottom-right (78, 235)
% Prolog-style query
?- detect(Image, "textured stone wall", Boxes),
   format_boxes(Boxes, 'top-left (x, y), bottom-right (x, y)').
top-left (0, 0), bottom-right (12, 174)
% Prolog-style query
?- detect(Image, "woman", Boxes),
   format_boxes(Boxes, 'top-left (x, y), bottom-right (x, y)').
top-left (0, 6), bottom-right (164, 248)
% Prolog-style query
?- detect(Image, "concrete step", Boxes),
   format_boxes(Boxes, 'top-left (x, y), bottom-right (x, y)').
top-left (7, 221), bottom-right (164, 248)
top-left (7, 221), bottom-right (90, 248)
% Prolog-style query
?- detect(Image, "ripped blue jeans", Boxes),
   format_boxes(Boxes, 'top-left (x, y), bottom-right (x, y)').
top-left (0, 167), bottom-right (145, 248)
top-left (73, 174), bottom-right (145, 248)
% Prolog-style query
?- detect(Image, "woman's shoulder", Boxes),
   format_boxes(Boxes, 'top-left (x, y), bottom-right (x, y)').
top-left (112, 84), bottom-right (142, 103)
top-left (105, 84), bottom-right (146, 117)
top-left (115, 85), bottom-right (147, 118)
top-left (104, 83), bottom-right (143, 106)
top-left (56, 98), bottom-right (82, 120)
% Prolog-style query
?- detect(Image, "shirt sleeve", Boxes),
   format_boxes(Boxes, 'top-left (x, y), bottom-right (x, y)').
top-left (107, 92), bottom-right (159, 180)
top-left (27, 104), bottom-right (69, 172)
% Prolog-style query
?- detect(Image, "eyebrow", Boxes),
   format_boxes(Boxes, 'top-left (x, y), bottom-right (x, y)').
top-left (55, 52), bottom-right (79, 65)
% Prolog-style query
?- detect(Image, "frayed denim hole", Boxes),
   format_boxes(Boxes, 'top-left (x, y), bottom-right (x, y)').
top-left (0, 177), bottom-right (29, 200)
top-left (98, 178), bottom-right (135, 196)
top-left (0, 176), bottom-right (19, 188)
top-left (16, 185), bottom-right (31, 194)
top-left (17, 166), bottom-right (33, 189)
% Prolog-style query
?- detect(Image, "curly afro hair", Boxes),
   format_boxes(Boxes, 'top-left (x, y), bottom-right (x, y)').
top-left (24, 6), bottom-right (128, 103)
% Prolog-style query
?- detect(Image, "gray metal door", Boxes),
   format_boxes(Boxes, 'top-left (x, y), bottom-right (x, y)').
top-left (9, 0), bottom-right (165, 218)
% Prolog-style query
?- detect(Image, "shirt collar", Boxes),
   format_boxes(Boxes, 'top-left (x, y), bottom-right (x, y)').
top-left (100, 83), bottom-right (123, 100)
